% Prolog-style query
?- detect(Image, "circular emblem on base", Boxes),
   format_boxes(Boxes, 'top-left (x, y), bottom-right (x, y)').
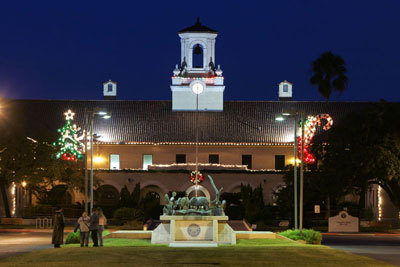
top-left (187, 224), bottom-right (201, 237)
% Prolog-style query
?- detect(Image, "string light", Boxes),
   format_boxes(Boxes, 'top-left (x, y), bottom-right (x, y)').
top-left (172, 76), bottom-right (224, 80)
top-left (378, 185), bottom-right (382, 221)
top-left (96, 141), bottom-right (293, 147)
top-left (11, 182), bottom-right (16, 216)
top-left (298, 114), bottom-right (333, 163)
top-left (52, 110), bottom-right (84, 161)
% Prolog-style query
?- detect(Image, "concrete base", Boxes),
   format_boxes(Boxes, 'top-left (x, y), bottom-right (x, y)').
top-left (169, 242), bottom-right (218, 247)
top-left (152, 215), bottom-right (236, 245)
top-left (236, 231), bottom-right (275, 239)
top-left (106, 230), bottom-right (152, 239)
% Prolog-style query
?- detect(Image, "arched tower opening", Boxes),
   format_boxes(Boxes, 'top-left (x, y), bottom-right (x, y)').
top-left (192, 43), bottom-right (204, 69)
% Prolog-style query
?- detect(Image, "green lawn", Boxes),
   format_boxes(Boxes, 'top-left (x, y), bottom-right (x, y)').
top-left (0, 238), bottom-right (394, 267)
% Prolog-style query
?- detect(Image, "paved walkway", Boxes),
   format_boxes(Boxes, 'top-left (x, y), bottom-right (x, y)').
top-left (0, 231), bottom-right (62, 260)
top-left (322, 233), bottom-right (400, 266)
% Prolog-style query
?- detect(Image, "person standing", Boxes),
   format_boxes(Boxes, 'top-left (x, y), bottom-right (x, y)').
top-left (89, 208), bottom-right (99, 247)
top-left (74, 211), bottom-right (90, 247)
top-left (97, 208), bottom-right (107, 247)
top-left (52, 207), bottom-right (64, 248)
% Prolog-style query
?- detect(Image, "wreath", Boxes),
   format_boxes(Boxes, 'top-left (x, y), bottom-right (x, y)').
top-left (190, 171), bottom-right (204, 183)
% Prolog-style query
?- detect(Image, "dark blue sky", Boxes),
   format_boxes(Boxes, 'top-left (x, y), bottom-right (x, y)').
top-left (0, 1), bottom-right (399, 102)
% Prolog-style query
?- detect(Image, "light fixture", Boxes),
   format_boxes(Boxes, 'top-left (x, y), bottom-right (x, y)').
top-left (93, 156), bottom-right (104, 163)
top-left (275, 116), bottom-right (285, 121)
top-left (102, 115), bottom-right (111, 119)
top-left (97, 111), bottom-right (107, 115)
top-left (21, 181), bottom-right (27, 188)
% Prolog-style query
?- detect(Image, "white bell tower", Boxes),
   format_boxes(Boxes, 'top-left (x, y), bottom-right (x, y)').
top-left (171, 18), bottom-right (225, 111)
top-left (103, 80), bottom-right (117, 100)
top-left (279, 80), bottom-right (293, 101)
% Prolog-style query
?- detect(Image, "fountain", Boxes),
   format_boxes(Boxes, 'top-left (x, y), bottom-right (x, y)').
top-left (151, 175), bottom-right (236, 246)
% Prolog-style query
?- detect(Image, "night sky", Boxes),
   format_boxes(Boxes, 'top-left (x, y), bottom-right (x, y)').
top-left (0, 1), bottom-right (399, 102)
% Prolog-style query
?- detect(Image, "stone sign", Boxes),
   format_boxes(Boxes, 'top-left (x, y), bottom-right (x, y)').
top-left (328, 211), bottom-right (359, 232)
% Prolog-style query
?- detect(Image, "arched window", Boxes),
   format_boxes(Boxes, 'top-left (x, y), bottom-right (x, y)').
top-left (192, 44), bottom-right (203, 68)
top-left (96, 185), bottom-right (120, 206)
top-left (108, 84), bottom-right (113, 92)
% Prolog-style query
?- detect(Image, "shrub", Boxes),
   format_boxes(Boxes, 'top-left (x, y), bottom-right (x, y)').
top-left (118, 220), bottom-right (143, 230)
top-left (66, 230), bottom-right (81, 244)
top-left (113, 207), bottom-right (144, 226)
top-left (279, 229), bottom-right (322, 245)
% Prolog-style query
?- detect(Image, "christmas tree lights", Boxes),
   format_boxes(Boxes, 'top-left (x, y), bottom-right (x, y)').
top-left (298, 114), bottom-right (333, 163)
top-left (52, 110), bottom-right (84, 161)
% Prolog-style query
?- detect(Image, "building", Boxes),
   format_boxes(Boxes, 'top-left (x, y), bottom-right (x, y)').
top-left (0, 19), bottom-right (398, 224)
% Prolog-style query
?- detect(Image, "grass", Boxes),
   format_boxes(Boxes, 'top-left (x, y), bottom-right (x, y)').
top-left (0, 238), bottom-right (394, 267)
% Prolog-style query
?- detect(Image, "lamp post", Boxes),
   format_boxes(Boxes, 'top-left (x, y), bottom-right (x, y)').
top-left (191, 81), bottom-right (204, 197)
top-left (86, 109), bottom-right (111, 215)
top-left (299, 112), bottom-right (305, 236)
top-left (84, 111), bottom-right (89, 214)
top-left (276, 110), bottom-right (304, 230)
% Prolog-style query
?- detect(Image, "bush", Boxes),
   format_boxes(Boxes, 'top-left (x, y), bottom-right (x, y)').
top-left (66, 230), bottom-right (81, 244)
top-left (117, 220), bottom-right (143, 230)
top-left (279, 229), bottom-right (322, 245)
top-left (65, 230), bottom-right (110, 244)
top-left (113, 207), bottom-right (144, 226)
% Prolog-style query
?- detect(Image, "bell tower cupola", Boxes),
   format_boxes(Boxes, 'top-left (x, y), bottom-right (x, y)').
top-left (171, 18), bottom-right (225, 111)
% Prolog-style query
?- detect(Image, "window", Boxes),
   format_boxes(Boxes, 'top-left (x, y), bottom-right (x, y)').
top-left (283, 84), bottom-right (288, 92)
top-left (242, 155), bottom-right (252, 169)
top-left (275, 155), bottom-right (285, 170)
top-left (209, 154), bottom-right (219, 164)
top-left (143, 154), bottom-right (153, 170)
top-left (176, 154), bottom-right (186, 163)
top-left (110, 154), bottom-right (120, 170)
top-left (108, 84), bottom-right (113, 92)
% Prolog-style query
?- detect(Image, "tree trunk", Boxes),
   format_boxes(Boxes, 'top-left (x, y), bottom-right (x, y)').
top-left (325, 195), bottom-right (331, 219)
top-left (0, 181), bottom-right (11, 218)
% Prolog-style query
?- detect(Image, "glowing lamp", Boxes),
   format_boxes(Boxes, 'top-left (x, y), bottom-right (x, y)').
top-left (93, 156), bottom-right (104, 163)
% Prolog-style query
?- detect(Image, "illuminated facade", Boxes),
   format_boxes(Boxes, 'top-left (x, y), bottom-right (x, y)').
top-left (0, 19), bottom-right (398, 224)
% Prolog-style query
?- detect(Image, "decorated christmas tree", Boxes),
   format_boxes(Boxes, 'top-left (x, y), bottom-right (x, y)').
top-left (52, 109), bottom-right (84, 161)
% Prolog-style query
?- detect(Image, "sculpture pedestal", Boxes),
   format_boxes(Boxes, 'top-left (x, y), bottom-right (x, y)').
top-left (151, 215), bottom-right (236, 245)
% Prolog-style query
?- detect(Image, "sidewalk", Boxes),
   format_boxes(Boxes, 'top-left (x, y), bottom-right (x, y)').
top-left (322, 232), bottom-right (400, 236)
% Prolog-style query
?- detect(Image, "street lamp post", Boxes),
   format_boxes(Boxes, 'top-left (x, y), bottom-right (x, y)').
top-left (293, 117), bottom-right (298, 229)
top-left (191, 81), bottom-right (204, 197)
top-left (276, 110), bottom-right (305, 230)
top-left (299, 112), bottom-right (305, 236)
top-left (86, 109), bottom-right (111, 215)
top-left (84, 111), bottom-right (89, 214)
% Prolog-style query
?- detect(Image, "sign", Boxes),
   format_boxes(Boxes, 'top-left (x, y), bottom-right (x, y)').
top-left (314, 205), bottom-right (320, 214)
top-left (328, 211), bottom-right (359, 232)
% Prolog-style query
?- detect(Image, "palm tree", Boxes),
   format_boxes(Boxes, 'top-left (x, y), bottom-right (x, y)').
top-left (310, 51), bottom-right (348, 101)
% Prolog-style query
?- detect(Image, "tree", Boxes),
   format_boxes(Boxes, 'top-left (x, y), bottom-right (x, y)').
top-left (0, 133), bottom-right (36, 217)
top-left (311, 101), bottom-right (400, 214)
top-left (310, 51), bottom-right (348, 101)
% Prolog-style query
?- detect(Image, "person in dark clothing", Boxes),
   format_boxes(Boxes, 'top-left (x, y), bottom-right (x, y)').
top-left (89, 208), bottom-right (99, 247)
top-left (52, 207), bottom-right (64, 248)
